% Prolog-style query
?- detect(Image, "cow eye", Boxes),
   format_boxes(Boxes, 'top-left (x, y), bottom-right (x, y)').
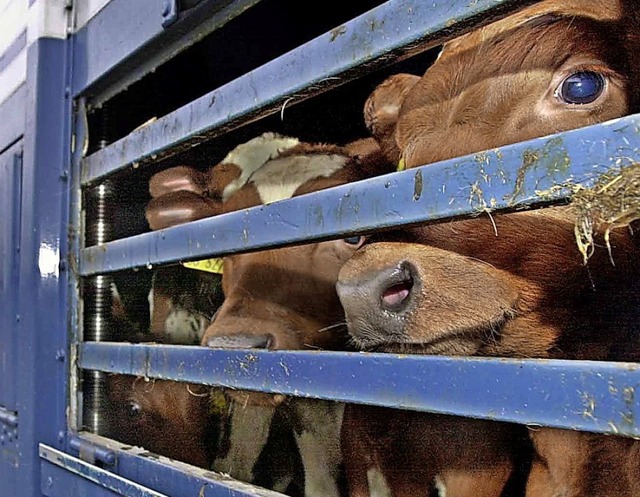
top-left (557, 71), bottom-right (605, 105)
top-left (343, 236), bottom-right (366, 248)
top-left (127, 401), bottom-right (142, 419)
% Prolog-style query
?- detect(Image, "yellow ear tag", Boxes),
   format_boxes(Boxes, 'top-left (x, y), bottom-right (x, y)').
top-left (397, 157), bottom-right (406, 172)
top-left (182, 258), bottom-right (224, 274)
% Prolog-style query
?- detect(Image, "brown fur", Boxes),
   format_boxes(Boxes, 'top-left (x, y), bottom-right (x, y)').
top-left (104, 375), bottom-right (216, 468)
top-left (345, 1), bottom-right (640, 495)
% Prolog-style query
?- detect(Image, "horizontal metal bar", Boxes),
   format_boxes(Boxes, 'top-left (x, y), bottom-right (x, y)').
top-left (81, 113), bottom-right (640, 276)
top-left (81, 0), bottom-right (537, 185)
top-left (64, 434), bottom-right (287, 497)
top-left (79, 342), bottom-right (640, 437)
top-left (69, 435), bottom-right (116, 466)
top-left (40, 444), bottom-right (168, 497)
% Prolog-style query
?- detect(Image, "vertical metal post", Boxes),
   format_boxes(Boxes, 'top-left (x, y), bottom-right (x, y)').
top-left (81, 106), bottom-right (113, 434)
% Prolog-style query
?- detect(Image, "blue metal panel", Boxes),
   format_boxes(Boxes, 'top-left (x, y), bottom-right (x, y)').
top-left (17, 38), bottom-right (72, 496)
top-left (45, 439), bottom-right (287, 497)
top-left (79, 342), bottom-right (640, 437)
top-left (81, 113), bottom-right (640, 275)
top-left (0, 142), bottom-right (22, 411)
top-left (72, 0), bottom-right (261, 104)
top-left (0, 84), bottom-right (26, 153)
top-left (81, 0), bottom-right (538, 184)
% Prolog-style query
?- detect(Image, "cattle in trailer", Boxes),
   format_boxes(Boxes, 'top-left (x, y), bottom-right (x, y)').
top-left (337, 1), bottom-right (640, 496)
top-left (144, 132), bottom-right (392, 497)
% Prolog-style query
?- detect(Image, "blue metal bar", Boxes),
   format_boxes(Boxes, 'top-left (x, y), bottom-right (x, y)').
top-left (79, 342), bottom-right (640, 437)
top-left (18, 38), bottom-right (73, 497)
top-left (40, 444), bottom-right (167, 497)
top-left (69, 435), bottom-right (116, 466)
top-left (80, 0), bottom-right (538, 185)
top-left (42, 439), bottom-right (288, 497)
top-left (81, 113), bottom-right (640, 276)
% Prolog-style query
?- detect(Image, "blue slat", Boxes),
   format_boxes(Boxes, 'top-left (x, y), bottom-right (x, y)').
top-left (80, 0), bottom-right (538, 185)
top-left (43, 440), bottom-right (287, 497)
top-left (79, 342), bottom-right (640, 437)
top-left (81, 113), bottom-right (640, 276)
top-left (40, 444), bottom-right (167, 497)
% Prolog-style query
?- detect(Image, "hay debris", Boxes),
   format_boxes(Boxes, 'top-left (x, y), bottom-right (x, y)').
top-left (572, 162), bottom-right (640, 263)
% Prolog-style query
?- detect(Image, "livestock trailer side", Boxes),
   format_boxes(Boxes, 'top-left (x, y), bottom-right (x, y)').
top-left (0, 0), bottom-right (638, 495)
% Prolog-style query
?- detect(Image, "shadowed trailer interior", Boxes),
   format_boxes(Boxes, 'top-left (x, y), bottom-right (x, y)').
top-left (0, 0), bottom-right (638, 496)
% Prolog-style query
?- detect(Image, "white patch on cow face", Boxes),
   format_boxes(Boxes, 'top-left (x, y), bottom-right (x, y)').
top-left (434, 475), bottom-right (447, 497)
top-left (164, 309), bottom-right (208, 344)
top-left (221, 133), bottom-right (300, 201)
top-left (367, 467), bottom-right (392, 497)
top-left (211, 403), bottom-right (276, 483)
top-left (291, 399), bottom-right (344, 497)
top-left (147, 288), bottom-right (154, 322)
top-left (250, 154), bottom-right (348, 205)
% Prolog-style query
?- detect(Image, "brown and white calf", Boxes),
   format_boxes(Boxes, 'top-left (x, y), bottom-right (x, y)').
top-left (145, 132), bottom-right (392, 497)
top-left (336, 1), bottom-right (640, 496)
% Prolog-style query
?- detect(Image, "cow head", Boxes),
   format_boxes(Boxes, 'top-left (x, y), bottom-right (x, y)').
top-left (146, 133), bottom-right (390, 405)
top-left (365, 0), bottom-right (640, 168)
top-left (104, 375), bottom-right (219, 468)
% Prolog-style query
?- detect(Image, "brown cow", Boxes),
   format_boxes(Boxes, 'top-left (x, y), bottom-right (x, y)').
top-left (104, 375), bottom-right (217, 468)
top-left (104, 375), bottom-right (305, 495)
top-left (337, 1), bottom-right (640, 496)
top-left (145, 132), bottom-right (392, 497)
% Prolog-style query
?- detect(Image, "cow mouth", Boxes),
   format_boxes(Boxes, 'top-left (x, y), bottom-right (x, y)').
top-left (380, 264), bottom-right (415, 312)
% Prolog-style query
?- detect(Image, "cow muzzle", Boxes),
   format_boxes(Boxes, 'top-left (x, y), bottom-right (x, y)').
top-left (336, 260), bottom-right (418, 347)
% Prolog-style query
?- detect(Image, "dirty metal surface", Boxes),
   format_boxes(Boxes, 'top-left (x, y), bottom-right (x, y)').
top-left (46, 437), bottom-right (288, 497)
top-left (80, 342), bottom-right (640, 437)
top-left (40, 444), bottom-right (166, 497)
top-left (81, 113), bottom-right (640, 276)
top-left (81, 0), bottom-right (538, 185)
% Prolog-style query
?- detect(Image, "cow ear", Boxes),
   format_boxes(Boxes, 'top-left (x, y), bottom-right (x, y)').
top-left (145, 190), bottom-right (222, 230)
top-left (149, 165), bottom-right (211, 198)
top-left (364, 74), bottom-right (421, 164)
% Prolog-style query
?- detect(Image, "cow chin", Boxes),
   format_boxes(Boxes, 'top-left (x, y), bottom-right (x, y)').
top-left (355, 333), bottom-right (486, 356)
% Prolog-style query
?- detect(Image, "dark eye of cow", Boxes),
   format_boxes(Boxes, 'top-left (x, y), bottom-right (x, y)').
top-left (127, 401), bottom-right (142, 419)
top-left (343, 236), bottom-right (366, 247)
top-left (557, 71), bottom-right (605, 105)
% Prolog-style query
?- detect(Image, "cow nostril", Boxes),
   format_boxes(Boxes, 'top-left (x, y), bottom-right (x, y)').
top-left (380, 263), bottom-right (414, 312)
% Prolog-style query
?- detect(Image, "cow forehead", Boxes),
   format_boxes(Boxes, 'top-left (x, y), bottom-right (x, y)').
top-left (439, 0), bottom-right (625, 61)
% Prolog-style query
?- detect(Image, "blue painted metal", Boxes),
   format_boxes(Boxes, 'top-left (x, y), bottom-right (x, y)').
top-left (81, 113), bottom-right (640, 275)
top-left (161, 0), bottom-right (180, 28)
top-left (69, 436), bottom-right (116, 466)
top-left (16, 38), bottom-right (73, 496)
top-left (43, 440), bottom-right (288, 497)
top-left (80, 0), bottom-right (539, 184)
top-left (40, 445), bottom-right (166, 497)
top-left (0, 84), bottom-right (26, 153)
top-left (0, 143), bottom-right (22, 412)
top-left (79, 342), bottom-right (640, 437)
top-left (0, 30), bottom-right (26, 73)
top-left (72, 0), bottom-right (261, 104)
